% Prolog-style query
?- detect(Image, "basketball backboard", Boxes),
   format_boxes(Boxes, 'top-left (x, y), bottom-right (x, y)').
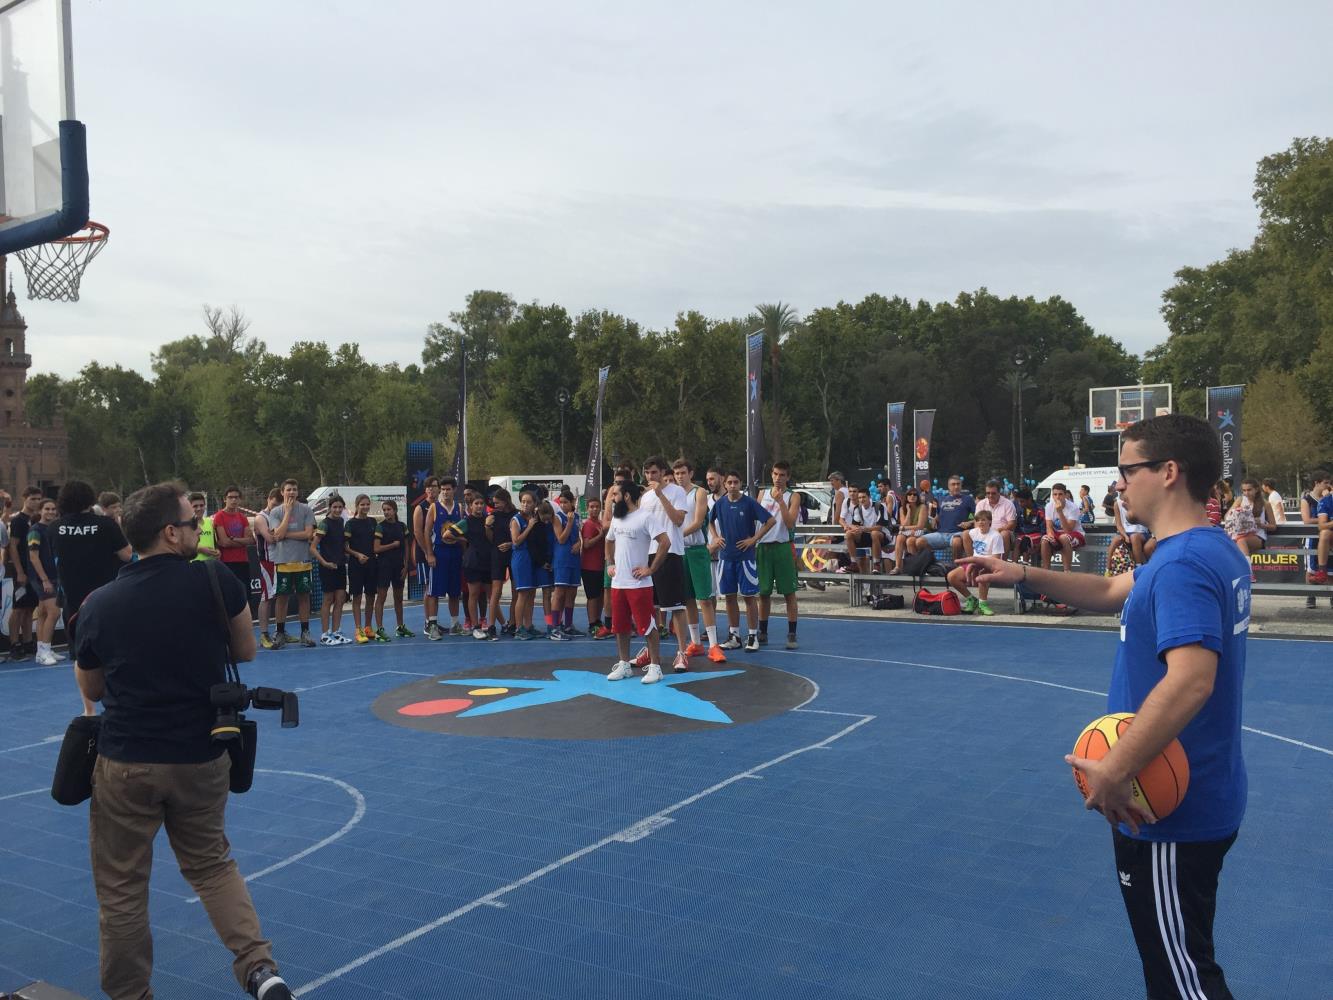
top-left (0, 0), bottom-right (86, 256)
top-left (1088, 384), bottom-right (1173, 434)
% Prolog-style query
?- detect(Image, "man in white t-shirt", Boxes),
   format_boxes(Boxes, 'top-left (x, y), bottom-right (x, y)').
top-left (757, 461), bottom-right (802, 649)
top-left (841, 485), bottom-right (886, 573)
top-left (1260, 479), bottom-right (1287, 525)
top-left (636, 456), bottom-right (691, 672)
top-left (973, 479), bottom-right (1017, 559)
top-left (1041, 483), bottom-right (1085, 572)
top-left (947, 509), bottom-right (1002, 615)
top-left (605, 482), bottom-right (670, 684)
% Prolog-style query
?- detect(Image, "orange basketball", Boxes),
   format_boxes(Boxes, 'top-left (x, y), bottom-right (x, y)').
top-left (1071, 713), bottom-right (1190, 820)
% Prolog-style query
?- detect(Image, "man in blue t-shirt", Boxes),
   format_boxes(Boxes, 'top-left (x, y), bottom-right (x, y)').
top-left (920, 474), bottom-right (975, 560)
top-left (708, 471), bottom-right (774, 652)
top-left (962, 415), bottom-right (1245, 1000)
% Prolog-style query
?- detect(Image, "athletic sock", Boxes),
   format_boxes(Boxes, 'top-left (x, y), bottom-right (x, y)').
top-left (748, 629), bottom-right (758, 638)
top-left (276, 624), bottom-right (287, 634)
top-left (563, 607), bottom-right (574, 627)
top-left (688, 623), bottom-right (700, 644)
top-left (758, 619), bottom-right (769, 635)
top-left (544, 612), bottom-right (555, 628)
top-left (705, 625), bottom-right (718, 646)
top-left (788, 620), bottom-right (798, 637)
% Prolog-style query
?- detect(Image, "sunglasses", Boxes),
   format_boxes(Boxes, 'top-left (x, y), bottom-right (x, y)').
top-left (163, 516), bottom-right (200, 533)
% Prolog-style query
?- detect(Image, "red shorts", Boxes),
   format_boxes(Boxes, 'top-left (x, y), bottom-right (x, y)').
top-left (611, 587), bottom-right (655, 636)
top-left (1049, 530), bottom-right (1085, 549)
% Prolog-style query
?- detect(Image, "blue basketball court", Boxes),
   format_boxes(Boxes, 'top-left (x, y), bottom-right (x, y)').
top-left (2, 613), bottom-right (1329, 999)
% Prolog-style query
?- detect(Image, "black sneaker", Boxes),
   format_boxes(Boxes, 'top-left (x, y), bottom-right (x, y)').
top-left (1308, 595), bottom-right (1318, 609)
top-left (7, 640), bottom-right (28, 661)
top-left (247, 966), bottom-right (292, 999)
top-left (757, 632), bottom-right (769, 645)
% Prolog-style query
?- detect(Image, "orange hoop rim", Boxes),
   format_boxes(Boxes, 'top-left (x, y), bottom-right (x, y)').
top-left (49, 220), bottom-right (109, 245)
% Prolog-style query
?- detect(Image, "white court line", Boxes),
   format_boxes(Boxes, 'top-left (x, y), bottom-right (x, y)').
top-left (0, 786), bottom-right (45, 801)
top-left (186, 769), bottom-right (366, 904)
top-left (794, 707), bottom-right (870, 718)
top-left (294, 671), bottom-right (396, 693)
top-left (1, 735), bottom-right (62, 754)
top-left (295, 712), bottom-right (877, 996)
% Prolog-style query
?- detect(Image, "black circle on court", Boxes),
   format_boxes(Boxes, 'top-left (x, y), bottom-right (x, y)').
top-left (372, 657), bottom-right (816, 740)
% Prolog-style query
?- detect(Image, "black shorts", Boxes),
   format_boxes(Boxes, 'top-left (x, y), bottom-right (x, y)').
top-left (347, 557), bottom-right (376, 597)
top-left (377, 558), bottom-right (404, 590)
top-left (463, 566), bottom-right (491, 585)
top-left (318, 566), bottom-right (347, 594)
top-left (581, 568), bottom-right (604, 600)
top-left (13, 582), bottom-right (38, 610)
top-left (651, 553), bottom-right (687, 612)
top-left (223, 560), bottom-right (251, 590)
top-left (490, 548), bottom-right (511, 582)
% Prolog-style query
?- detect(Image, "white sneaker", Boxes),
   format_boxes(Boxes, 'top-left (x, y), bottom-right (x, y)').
top-left (319, 633), bottom-right (336, 646)
top-left (719, 634), bottom-right (742, 650)
top-left (607, 660), bottom-right (634, 681)
top-left (328, 632), bottom-right (349, 645)
top-left (641, 663), bottom-right (663, 684)
top-left (36, 650), bottom-right (59, 666)
top-left (745, 635), bottom-right (760, 652)
top-left (672, 653), bottom-right (688, 673)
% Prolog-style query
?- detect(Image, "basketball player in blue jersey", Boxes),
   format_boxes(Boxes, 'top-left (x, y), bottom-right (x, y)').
top-left (708, 471), bottom-right (774, 651)
top-left (432, 477), bottom-right (467, 635)
top-left (412, 477), bottom-right (440, 638)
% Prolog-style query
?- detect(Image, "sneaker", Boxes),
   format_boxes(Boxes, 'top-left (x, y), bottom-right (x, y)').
top-left (719, 634), bottom-right (742, 650)
top-left (354, 629), bottom-right (369, 644)
top-left (298, 631), bottom-right (317, 648)
top-left (485, 625), bottom-right (499, 641)
top-left (1307, 595), bottom-right (1318, 609)
top-left (593, 625), bottom-right (615, 640)
top-left (395, 624), bottom-right (415, 638)
top-left (641, 663), bottom-right (664, 684)
top-left (515, 626), bottom-right (533, 641)
top-left (976, 600), bottom-right (995, 617)
top-left (657, 625), bottom-right (670, 640)
top-left (562, 625), bottom-right (585, 637)
top-left (247, 966), bottom-right (293, 1000)
top-left (319, 633), bottom-right (337, 646)
top-left (425, 622), bottom-right (444, 641)
top-left (548, 627), bottom-right (568, 641)
top-left (745, 635), bottom-right (759, 652)
top-left (785, 635), bottom-right (799, 650)
top-left (672, 653), bottom-right (689, 673)
top-left (707, 645), bottom-right (728, 663)
top-left (1308, 570), bottom-right (1329, 585)
top-left (271, 632), bottom-right (288, 650)
top-left (450, 623), bottom-right (467, 636)
top-left (259, 632), bottom-right (274, 650)
top-left (335, 632), bottom-right (355, 645)
top-left (374, 627), bottom-right (392, 643)
top-left (7, 641), bottom-right (27, 662)
top-left (633, 647), bottom-right (652, 668)
top-left (472, 627), bottom-right (489, 640)
top-left (607, 660), bottom-right (634, 681)
top-left (758, 632), bottom-right (769, 645)
top-left (684, 642), bottom-right (704, 658)
top-left (962, 596), bottom-right (978, 614)
top-left (36, 649), bottom-right (59, 667)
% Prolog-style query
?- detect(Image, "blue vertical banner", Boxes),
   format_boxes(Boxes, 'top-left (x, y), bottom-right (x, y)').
top-left (448, 336), bottom-right (467, 484)
top-left (887, 401), bottom-right (906, 494)
top-left (912, 409), bottom-right (936, 493)
top-left (746, 330), bottom-right (765, 494)
top-left (405, 440), bottom-right (434, 602)
top-left (1207, 385), bottom-right (1244, 484)
top-left (584, 366), bottom-right (610, 502)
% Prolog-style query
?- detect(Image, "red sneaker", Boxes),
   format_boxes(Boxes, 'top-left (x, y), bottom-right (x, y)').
top-left (707, 645), bottom-right (727, 664)
top-left (633, 647), bottom-right (652, 668)
top-left (1309, 570), bottom-right (1329, 585)
top-left (593, 625), bottom-right (615, 640)
top-left (684, 642), bottom-right (704, 658)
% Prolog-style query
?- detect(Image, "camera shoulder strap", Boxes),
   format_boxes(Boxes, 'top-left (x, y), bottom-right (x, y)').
top-left (203, 559), bottom-right (240, 682)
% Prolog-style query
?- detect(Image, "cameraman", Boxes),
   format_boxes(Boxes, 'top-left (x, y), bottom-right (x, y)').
top-left (75, 482), bottom-right (292, 1000)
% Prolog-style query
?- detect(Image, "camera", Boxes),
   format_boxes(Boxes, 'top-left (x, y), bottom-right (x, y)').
top-left (210, 682), bottom-right (300, 741)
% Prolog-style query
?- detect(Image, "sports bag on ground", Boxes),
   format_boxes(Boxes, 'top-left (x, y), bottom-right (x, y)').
top-left (913, 588), bottom-right (962, 616)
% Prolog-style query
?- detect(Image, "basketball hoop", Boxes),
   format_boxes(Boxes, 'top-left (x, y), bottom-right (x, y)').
top-left (12, 220), bottom-right (110, 302)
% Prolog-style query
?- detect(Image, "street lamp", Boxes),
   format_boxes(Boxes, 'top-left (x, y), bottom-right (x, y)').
top-left (341, 409), bottom-right (350, 484)
top-left (1012, 349), bottom-right (1031, 484)
top-left (556, 388), bottom-right (570, 474)
top-left (172, 421), bottom-right (180, 477)
top-left (1071, 426), bottom-right (1083, 466)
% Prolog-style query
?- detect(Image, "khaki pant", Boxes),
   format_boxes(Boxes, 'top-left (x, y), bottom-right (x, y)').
top-left (89, 753), bottom-right (276, 1000)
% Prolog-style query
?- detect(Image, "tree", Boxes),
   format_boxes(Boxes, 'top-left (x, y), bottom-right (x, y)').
top-left (755, 302), bottom-right (799, 462)
top-left (1244, 369), bottom-right (1332, 488)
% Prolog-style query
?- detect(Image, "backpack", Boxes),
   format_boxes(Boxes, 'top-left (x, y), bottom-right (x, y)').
top-left (902, 547), bottom-right (944, 584)
top-left (913, 588), bottom-right (962, 615)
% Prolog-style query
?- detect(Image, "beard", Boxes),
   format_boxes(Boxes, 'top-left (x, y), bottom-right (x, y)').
top-left (612, 499), bottom-right (630, 519)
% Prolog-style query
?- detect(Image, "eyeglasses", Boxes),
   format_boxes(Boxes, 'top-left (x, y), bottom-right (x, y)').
top-left (1118, 460), bottom-right (1166, 481)
top-left (162, 516), bottom-right (199, 533)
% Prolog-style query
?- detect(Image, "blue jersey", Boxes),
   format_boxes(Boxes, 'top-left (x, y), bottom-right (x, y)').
top-left (1110, 526), bottom-right (1250, 842)
top-left (552, 510), bottom-right (580, 566)
top-left (431, 501), bottom-right (465, 551)
top-left (1317, 493), bottom-right (1333, 522)
top-left (936, 492), bottom-right (975, 533)
top-left (709, 494), bottom-right (771, 561)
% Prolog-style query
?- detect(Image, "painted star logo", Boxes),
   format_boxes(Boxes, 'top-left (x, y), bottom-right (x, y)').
top-left (748, 371), bottom-right (759, 402)
top-left (890, 425), bottom-right (900, 443)
top-left (1216, 409), bottom-right (1235, 429)
top-left (372, 658), bottom-right (815, 740)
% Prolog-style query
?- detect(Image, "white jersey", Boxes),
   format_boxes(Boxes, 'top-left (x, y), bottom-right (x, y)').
top-left (681, 485), bottom-right (708, 547)
top-left (638, 482), bottom-right (688, 555)
top-left (758, 489), bottom-right (794, 543)
top-left (1045, 499), bottom-right (1082, 532)
top-left (968, 527), bottom-right (1005, 558)
top-left (848, 501), bottom-right (882, 528)
top-left (606, 507), bottom-right (667, 590)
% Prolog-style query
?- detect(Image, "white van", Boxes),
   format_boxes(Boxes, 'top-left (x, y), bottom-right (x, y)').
top-left (1032, 467), bottom-right (1119, 525)
top-left (306, 485), bottom-right (408, 519)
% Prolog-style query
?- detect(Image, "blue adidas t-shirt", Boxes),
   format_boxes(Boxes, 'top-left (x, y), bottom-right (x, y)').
top-left (709, 494), bottom-right (770, 561)
top-left (936, 492), bottom-right (975, 533)
top-left (1110, 526), bottom-right (1249, 842)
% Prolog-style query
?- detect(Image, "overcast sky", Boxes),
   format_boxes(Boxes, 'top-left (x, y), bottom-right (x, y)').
top-left (16, 0), bottom-right (1332, 379)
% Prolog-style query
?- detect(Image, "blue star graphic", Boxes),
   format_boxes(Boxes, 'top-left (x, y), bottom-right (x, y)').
top-left (437, 669), bottom-right (744, 723)
top-left (1217, 409), bottom-right (1235, 429)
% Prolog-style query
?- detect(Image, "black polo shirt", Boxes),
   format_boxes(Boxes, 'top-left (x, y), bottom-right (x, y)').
top-left (76, 554), bottom-right (247, 764)
top-left (53, 511), bottom-right (128, 613)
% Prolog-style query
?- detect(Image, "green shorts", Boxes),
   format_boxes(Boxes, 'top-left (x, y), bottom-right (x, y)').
top-left (757, 541), bottom-right (798, 597)
top-left (684, 546), bottom-right (713, 601)
top-left (276, 569), bottom-right (312, 596)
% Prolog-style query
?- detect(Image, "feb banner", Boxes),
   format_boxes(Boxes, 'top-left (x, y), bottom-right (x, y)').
top-left (912, 409), bottom-right (936, 492)
top-left (1207, 385), bottom-right (1244, 484)
top-left (584, 366), bottom-right (610, 501)
top-left (887, 401), bottom-right (906, 494)
top-left (746, 330), bottom-right (765, 493)
top-left (447, 339), bottom-right (467, 483)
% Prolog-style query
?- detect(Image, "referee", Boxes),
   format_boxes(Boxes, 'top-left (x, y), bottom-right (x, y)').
top-left (964, 414), bottom-right (1247, 1000)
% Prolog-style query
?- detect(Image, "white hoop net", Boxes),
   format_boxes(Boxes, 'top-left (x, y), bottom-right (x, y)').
top-left (12, 221), bottom-right (110, 302)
